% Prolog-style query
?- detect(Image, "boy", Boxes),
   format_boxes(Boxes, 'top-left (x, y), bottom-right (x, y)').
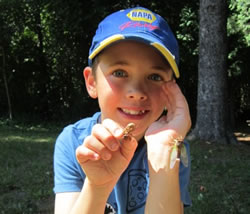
top-left (54, 6), bottom-right (191, 214)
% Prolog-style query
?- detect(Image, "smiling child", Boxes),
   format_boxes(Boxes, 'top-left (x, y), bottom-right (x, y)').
top-left (54, 7), bottom-right (191, 214)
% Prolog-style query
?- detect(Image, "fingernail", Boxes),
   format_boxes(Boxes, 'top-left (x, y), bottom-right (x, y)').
top-left (92, 153), bottom-right (100, 160)
top-left (111, 143), bottom-right (118, 151)
top-left (123, 135), bottom-right (131, 142)
top-left (103, 152), bottom-right (111, 160)
top-left (114, 128), bottom-right (123, 136)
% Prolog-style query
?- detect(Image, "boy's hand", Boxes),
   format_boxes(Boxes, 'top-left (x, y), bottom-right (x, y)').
top-left (145, 81), bottom-right (191, 150)
top-left (76, 119), bottom-right (138, 188)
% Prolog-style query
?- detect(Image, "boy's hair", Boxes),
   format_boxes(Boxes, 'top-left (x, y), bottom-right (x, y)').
top-left (88, 7), bottom-right (180, 78)
top-left (91, 55), bottom-right (99, 77)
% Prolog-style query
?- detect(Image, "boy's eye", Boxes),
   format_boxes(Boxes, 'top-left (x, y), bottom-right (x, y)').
top-left (148, 73), bottom-right (163, 81)
top-left (112, 70), bottom-right (127, 77)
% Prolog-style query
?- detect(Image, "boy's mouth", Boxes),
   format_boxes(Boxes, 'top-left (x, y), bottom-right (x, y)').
top-left (120, 108), bottom-right (148, 116)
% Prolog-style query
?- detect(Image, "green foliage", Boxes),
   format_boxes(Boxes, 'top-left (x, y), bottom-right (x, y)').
top-left (228, 0), bottom-right (250, 46)
top-left (176, 4), bottom-right (199, 122)
top-left (0, 0), bottom-right (249, 123)
top-left (227, 0), bottom-right (250, 119)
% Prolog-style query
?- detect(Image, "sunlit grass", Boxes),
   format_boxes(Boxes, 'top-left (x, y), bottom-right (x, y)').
top-left (2, 135), bottom-right (55, 143)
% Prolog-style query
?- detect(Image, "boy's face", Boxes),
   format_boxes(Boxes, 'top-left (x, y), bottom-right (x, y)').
top-left (85, 41), bottom-right (173, 140)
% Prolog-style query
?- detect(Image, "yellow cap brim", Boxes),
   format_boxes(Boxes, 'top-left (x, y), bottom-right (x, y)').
top-left (88, 34), bottom-right (180, 78)
top-left (89, 34), bottom-right (125, 60)
top-left (151, 42), bottom-right (180, 78)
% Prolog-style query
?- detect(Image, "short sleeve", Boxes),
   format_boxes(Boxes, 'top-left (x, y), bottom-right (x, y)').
top-left (53, 113), bottom-right (100, 194)
top-left (53, 126), bottom-right (85, 193)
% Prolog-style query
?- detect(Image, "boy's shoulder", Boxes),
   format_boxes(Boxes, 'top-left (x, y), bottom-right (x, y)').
top-left (70, 112), bottom-right (101, 131)
top-left (58, 112), bottom-right (101, 142)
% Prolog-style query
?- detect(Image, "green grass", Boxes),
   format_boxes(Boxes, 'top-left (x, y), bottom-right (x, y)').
top-left (186, 140), bottom-right (250, 214)
top-left (0, 120), bottom-right (62, 214)
top-left (0, 120), bottom-right (249, 213)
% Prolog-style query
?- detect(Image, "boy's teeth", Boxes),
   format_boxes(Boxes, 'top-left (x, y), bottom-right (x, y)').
top-left (122, 109), bottom-right (145, 115)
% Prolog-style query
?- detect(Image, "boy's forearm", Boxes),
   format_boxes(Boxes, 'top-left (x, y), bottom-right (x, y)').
top-left (145, 145), bottom-right (183, 214)
top-left (70, 178), bottom-right (114, 214)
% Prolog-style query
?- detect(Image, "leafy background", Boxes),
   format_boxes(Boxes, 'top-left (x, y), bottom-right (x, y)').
top-left (0, 0), bottom-right (249, 125)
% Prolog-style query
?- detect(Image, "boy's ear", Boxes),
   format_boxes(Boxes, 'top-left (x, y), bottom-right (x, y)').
top-left (83, 67), bottom-right (97, 98)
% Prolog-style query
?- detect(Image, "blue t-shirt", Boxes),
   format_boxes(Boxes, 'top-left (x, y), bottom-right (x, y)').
top-left (54, 112), bottom-right (191, 213)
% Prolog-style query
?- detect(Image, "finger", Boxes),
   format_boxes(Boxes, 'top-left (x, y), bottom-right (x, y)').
top-left (164, 82), bottom-right (189, 111)
top-left (163, 82), bottom-right (191, 123)
top-left (102, 118), bottom-right (124, 138)
top-left (84, 135), bottom-right (113, 161)
top-left (92, 123), bottom-right (121, 151)
top-left (163, 82), bottom-right (176, 109)
top-left (76, 144), bottom-right (100, 164)
top-left (165, 95), bottom-right (175, 122)
top-left (162, 82), bottom-right (191, 132)
top-left (163, 91), bottom-right (172, 112)
top-left (120, 136), bottom-right (138, 161)
top-left (162, 84), bottom-right (175, 121)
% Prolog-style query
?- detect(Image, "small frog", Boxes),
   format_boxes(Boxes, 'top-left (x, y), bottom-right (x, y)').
top-left (122, 123), bottom-right (135, 141)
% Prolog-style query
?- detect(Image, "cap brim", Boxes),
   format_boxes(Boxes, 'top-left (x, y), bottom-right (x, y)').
top-left (88, 34), bottom-right (180, 78)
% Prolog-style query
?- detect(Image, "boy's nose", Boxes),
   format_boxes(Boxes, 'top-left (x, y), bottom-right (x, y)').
top-left (126, 88), bottom-right (147, 101)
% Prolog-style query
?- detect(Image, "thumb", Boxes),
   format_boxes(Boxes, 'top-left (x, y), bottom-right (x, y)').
top-left (120, 136), bottom-right (138, 161)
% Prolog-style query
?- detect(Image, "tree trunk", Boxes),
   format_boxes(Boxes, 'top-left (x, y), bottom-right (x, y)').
top-left (190, 0), bottom-right (237, 144)
top-left (0, 46), bottom-right (13, 120)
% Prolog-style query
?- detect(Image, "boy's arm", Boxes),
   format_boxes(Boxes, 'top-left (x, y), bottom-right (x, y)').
top-left (55, 192), bottom-right (80, 214)
top-left (145, 142), bottom-right (184, 214)
top-left (145, 81), bottom-right (191, 213)
top-left (54, 179), bottom-right (114, 214)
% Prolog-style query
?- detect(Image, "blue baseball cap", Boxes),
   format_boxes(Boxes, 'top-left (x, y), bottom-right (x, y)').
top-left (88, 7), bottom-right (180, 78)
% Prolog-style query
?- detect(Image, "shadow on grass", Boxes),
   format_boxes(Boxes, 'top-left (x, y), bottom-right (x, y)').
top-left (186, 139), bottom-right (250, 214)
top-left (0, 122), bottom-right (61, 213)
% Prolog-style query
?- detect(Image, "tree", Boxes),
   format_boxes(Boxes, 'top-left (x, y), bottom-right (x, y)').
top-left (190, 0), bottom-right (237, 144)
top-left (0, 46), bottom-right (12, 120)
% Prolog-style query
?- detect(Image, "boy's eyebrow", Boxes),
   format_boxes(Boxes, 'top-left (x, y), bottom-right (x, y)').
top-left (108, 60), bottom-right (129, 67)
top-left (109, 60), bottom-right (170, 72)
top-left (151, 65), bottom-right (170, 72)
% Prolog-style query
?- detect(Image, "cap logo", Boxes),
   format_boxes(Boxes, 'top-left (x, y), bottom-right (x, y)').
top-left (127, 9), bottom-right (156, 23)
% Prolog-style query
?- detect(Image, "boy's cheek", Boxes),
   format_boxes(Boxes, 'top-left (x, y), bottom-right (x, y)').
top-left (104, 78), bottom-right (125, 94)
